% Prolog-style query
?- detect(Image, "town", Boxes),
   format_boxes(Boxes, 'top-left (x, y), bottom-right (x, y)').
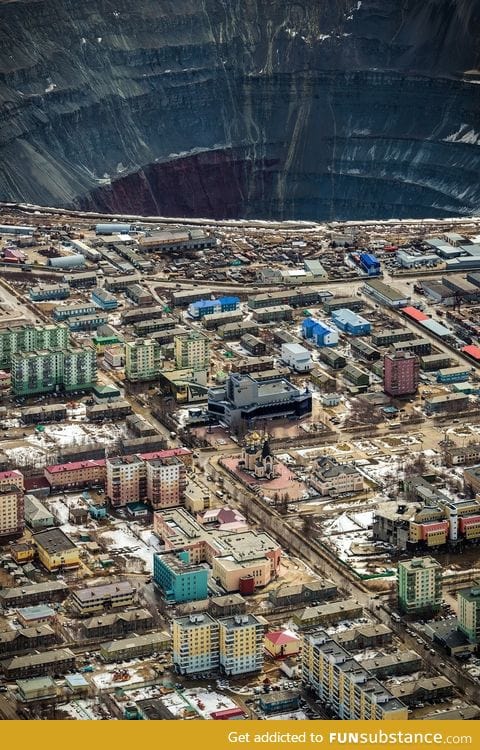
top-left (1, 206), bottom-right (480, 721)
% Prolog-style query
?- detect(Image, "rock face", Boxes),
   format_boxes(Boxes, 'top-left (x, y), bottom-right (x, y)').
top-left (1, 0), bottom-right (480, 220)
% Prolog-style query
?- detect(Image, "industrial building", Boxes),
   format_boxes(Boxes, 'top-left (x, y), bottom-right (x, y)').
top-left (363, 279), bottom-right (409, 308)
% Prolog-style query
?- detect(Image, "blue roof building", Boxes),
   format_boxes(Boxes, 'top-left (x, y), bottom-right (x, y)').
top-left (153, 550), bottom-right (209, 603)
top-left (302, 318), bottom-right (338, 346)
top-left (188, 296), bottom-right (240, 319)
top-left (360, 252), bottom-right (381, 276)
top-left (331, 309), bottom-right (371, 336)
top-left (91, 287), bottom-right (118, 311)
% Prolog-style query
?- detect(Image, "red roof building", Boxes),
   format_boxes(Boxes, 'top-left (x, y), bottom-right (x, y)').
top-left (264, 629), bottom-right (301, 658)
top-left (401, 306), bottom-right (429, 322)
top-left (463, 345), bottom-right (480, 361)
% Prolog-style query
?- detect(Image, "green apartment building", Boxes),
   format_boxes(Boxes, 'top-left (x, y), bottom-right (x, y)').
top-left (12, 347), bottom-right (96, 396)
top-left (0, 324), bottom-right (68, 370)
top-left (458, 587), bottom-right (480, 643)
top-left (397, 557), bottom-right (442, 616)
top-left (125, 339), bottom-right (162, 382)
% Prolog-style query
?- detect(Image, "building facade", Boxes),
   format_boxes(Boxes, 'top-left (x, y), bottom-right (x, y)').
top-left (218, 614), bottom-right (264, 676)
top-left (153, 551), bottom-right (209, 603)
top-left (174, 332), bottom-right (210, 370)
top-left (173, 614), bottom-right (220, 675)
top-left (302, 630), bottom-right (407, 720)
top-left (458, 587), bottom-right (480, 643)
top-left (383, 351), bottom-right (419, 397)
top-left (125, 339), bottom-right (162, 382)
top-left (397, 557), bottom-right (443, 616)
top-left (0, 486), bottom-right (24, 539)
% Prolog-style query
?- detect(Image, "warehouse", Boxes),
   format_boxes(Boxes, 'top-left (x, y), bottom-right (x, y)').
top-left (363, 279), bottom-right (409, 308)
top-left (100, 632), bottom-right (171, 662)
top-left (419, 319), bottom-right (453, 340)
top-left (421, 281), bottom-right (455, 305)
top-left (442, 276), bottom-right (480, 302)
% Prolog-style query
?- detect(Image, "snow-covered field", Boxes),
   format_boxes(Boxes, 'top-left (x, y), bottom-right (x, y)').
top-left (97, 522), bottom-right (161, 573)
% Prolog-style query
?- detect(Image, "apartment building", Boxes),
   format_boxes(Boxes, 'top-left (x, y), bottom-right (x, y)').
top-left (146, 456), bottom-right (186, 509)
top-left (173, 614), bottom-right (220, 675)
top-left (107, 453), bottom-right (187, 508)
top-left (446, 444), bottom-right (480, 467)
top-left (71, 581), bottom-right (136, 615)
top-left (0, 470), bottom-right (24, 492)
top-left (0, 486), bottom-right (24, 539)
top-left (174, 332), bottom-right (210, 370)
top-left (11, 347), bottom-right (96, 396)
top-left (82, 609), bottom-right (154, 640)
top-left (106, 455), bottom-right (145, 507)
top-left (218, 614), bottom-right (264, 676)
top-left (458, 587), bottom-right (480, 644)
top-left (397, 557), bottom-right (443, 616)
top-left (44, 459), bottom-right (106, 490)
top-left (125, 338), bottom-right (162, 382)
top-left (0, 323), bottom-right (68, 370)
top-left (383, 351), bottom-right (419, 397)
top-left (2, 649), bottom-right (76, 680)
top-left (302, 630), bottom-right (408, 720)
top-left (310, 457), bottom-right (364, 497)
